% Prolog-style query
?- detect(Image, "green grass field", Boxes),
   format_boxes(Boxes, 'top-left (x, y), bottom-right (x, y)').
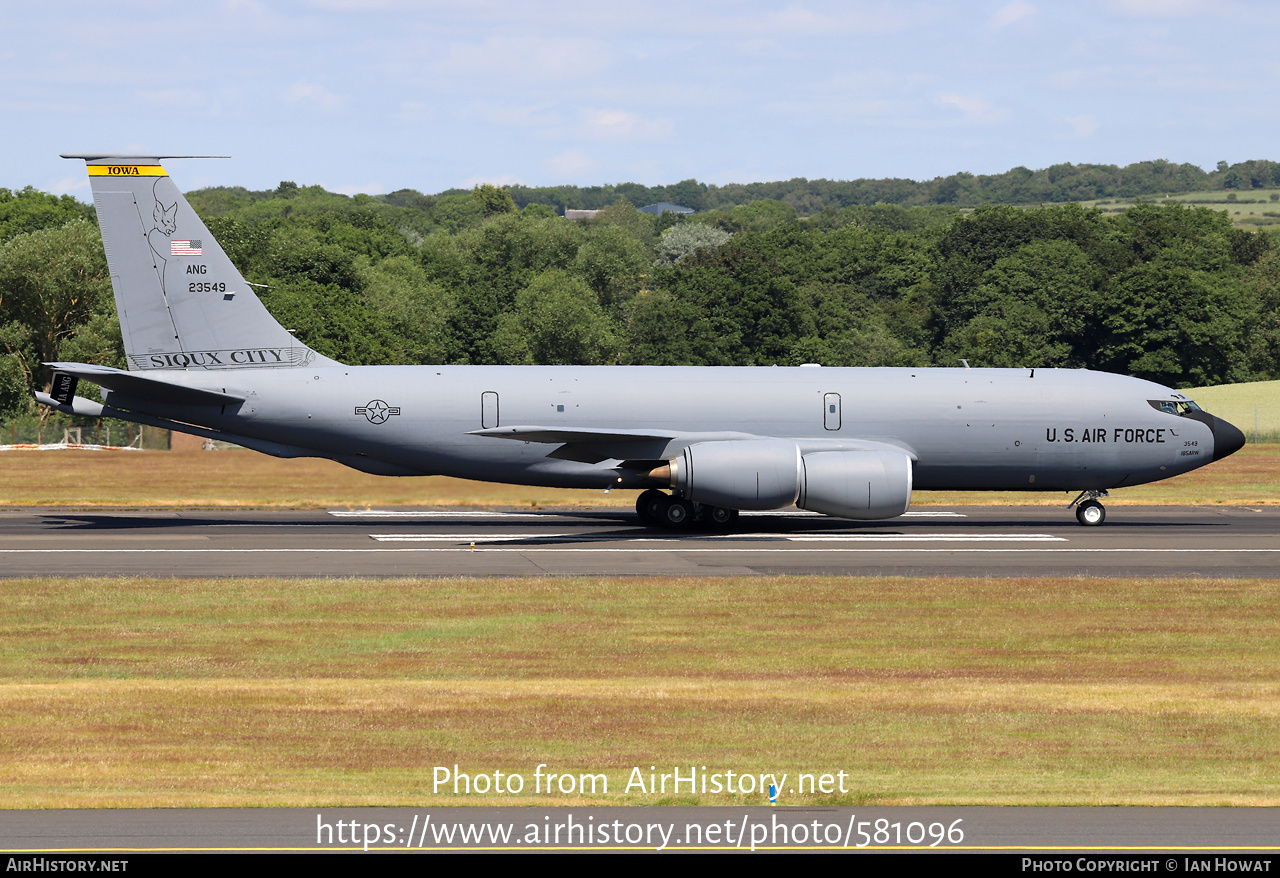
top-left (1185, 379), bottom-right (1280, 442)
top-left (1073, 189), bottom-right (1280, 228)
top-left (2, 575), bottom-right (1279, 808)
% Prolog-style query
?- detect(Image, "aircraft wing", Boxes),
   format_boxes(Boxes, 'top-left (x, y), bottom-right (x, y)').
top-left (469, 425), bottom-right (762, 463)
top-left (469, 425), bottom-right (916, 465)
top-left (43, 362), bottom-right (245, 407)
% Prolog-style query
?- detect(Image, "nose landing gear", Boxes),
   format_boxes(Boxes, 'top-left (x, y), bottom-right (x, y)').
top-left (1069, 489), bottom-right (1109, 526)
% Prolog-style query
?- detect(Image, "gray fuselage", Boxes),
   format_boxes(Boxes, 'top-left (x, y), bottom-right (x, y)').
top-left (111, 364), bottom-right (1230, 494)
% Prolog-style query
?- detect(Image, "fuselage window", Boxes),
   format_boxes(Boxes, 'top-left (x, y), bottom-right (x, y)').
top-left (823, 393), bottom-right (841, 430)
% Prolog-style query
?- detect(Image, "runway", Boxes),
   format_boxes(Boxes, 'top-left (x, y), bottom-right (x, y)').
top-left (0, 504), bottom-right (1276, 577)
top-left (1, 806), bottom-right (1278, 853)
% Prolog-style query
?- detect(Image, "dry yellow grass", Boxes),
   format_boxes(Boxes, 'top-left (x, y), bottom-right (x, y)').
top-left (4, 677), bottom-right (1279, 808)
top-left (917, 443), bottom-right (1280, 506)
top-left (0, 445), bottom-right (1275, 508)
top-left (3, 575), bottom-right (1280, 808)
top-left (0, 448), bottom-right (632, 508)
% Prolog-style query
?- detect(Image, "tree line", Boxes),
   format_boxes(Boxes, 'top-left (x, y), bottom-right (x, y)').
top-left (503, 158), bottom-right (1280, 213)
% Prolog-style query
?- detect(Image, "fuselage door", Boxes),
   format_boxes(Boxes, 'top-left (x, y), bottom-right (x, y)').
top-left (481, 391), bottom-right (500, 429)
top-left (824, 393), bottom-right (841, 431)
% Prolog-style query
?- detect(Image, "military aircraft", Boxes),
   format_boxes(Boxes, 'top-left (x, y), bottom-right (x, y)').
top-left (38, 155), bottom-right (1246, 528)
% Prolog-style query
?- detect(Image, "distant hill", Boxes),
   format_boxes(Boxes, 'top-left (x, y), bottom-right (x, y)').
top-left (496, 158), bottom-right (1280, 213)
top-left (184, 159), bottom-right (1280, 219)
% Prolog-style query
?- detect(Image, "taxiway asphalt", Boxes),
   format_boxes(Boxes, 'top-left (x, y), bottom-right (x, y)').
top-left (0, 505), bottom-right (1275, 578)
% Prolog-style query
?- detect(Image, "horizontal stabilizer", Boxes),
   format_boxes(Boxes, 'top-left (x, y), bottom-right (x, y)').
top-left (34, 393), bottom-right (105, 418)
top-left (60, 153), bottom-right (229, 161)
top-left (44, 363), bottom-right (244, 406)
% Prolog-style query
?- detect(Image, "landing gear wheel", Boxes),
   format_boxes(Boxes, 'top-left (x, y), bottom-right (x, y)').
top-left (660, 497), bottom-right (695, 528)
top-left (704, 505), bottom-right (738, 528)
top-left (1076, 499), bottom-right (1105, 526)
top-left (636, 489), bottom-right (667, 525)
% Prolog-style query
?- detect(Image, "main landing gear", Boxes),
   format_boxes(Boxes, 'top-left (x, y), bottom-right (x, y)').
top-left (1068, 489), bottom-right (1109, 526)
top-left (635, 489), bottom-right (739, 530)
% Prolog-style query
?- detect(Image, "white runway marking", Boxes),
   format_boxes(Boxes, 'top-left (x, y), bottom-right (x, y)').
top-left (329, 509), bottom-right (970, 519)
top-left (738, 510), bottom-right (968, 518)
top-left (330, 510), bottom-right (552, 518)
top-left (367, 532), bottom-right (1065, 543)
top-left (781, 533), bottom-right (1061, 542)
top-left (2, 548), bottom-right (1278, 554)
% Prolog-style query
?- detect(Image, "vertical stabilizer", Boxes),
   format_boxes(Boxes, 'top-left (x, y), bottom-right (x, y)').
top-left (63, 154), bottom-right (339, 371)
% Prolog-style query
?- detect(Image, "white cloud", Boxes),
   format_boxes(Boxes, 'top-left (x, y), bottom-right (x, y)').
top-left (476, 103), bottom-right (562, 130)
top-left (396, 101), bottom-right (434, 125)
top-left (137, 88), bottom-right (206, 109)
top-left (733, 38), bottom-right (778, 55)
top-left (936, 92), bottom-right (1009, 124)
top-left (225, 0), bottom-right (271, 13)
top-left (545, 148), bottom-right (596, 180)
top-left (433, 36), bottom-right (605, 84)
top-left (304, 0), bottom-right (418, 9)
top-left (989, 0), bottom-right (1036, 29)
top-left (735, 2), bottom-right (928, 37)
top-left (1047, 67), bottom-right (1096, 88)
top-left (284, 82), bottom-right (344, 110)
top-left (1108, 0), bottom-right (1212, 17)
top-left (580, 108), bottom-right (672, 141)
top-left (1064, 114), bottom-right (1099, 138)
top-left (49, 176), bottom-right (88, 197)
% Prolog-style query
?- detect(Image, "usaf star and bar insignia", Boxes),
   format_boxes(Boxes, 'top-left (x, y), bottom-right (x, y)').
top-left (355, 399), bottom-right (401, 424)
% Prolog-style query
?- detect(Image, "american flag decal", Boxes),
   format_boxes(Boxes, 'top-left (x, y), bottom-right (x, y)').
top-left (171, 240), bottom-right (202, 257)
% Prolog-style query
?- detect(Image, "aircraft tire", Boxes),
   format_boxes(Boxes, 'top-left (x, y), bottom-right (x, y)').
top-left (703, 505), bottom-right (738, 528)
top-left (636, 489), bottom-right (667, 525)
top-left (1076, 499), bottom-right (1106, 526)
top-left (661, 497), bottom-right (695, 528)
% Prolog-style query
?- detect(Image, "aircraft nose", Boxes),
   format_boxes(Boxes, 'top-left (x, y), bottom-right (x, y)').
top-left (1211, 416), bottom-right (1246, 461)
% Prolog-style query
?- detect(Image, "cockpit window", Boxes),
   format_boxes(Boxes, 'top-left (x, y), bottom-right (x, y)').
top-left (1148, 399), bottom-right (1203, 416)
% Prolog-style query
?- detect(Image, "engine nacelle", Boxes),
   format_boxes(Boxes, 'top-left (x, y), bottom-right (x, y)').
top-left (651, 440), bottom-right (912, 520)
top-left (797, 449), bottom-right (913, 520)
top-left (667, 439), bottom-right (802, 510)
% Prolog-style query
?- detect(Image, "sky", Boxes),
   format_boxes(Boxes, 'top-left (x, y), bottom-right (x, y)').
top-left (3, 0), bottom-right (1279, 199)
